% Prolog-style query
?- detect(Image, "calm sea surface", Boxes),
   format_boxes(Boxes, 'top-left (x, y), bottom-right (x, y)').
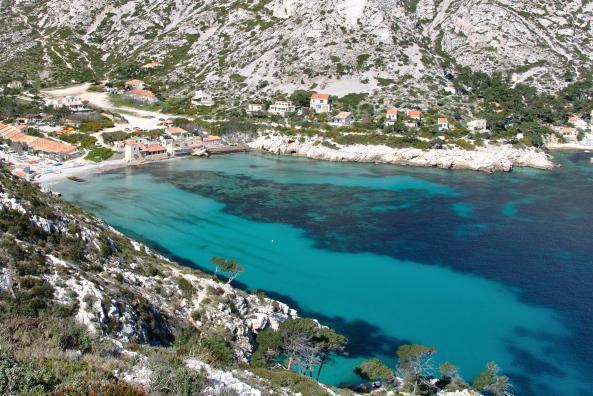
top-left (56, 152), bottom-right (593, 395)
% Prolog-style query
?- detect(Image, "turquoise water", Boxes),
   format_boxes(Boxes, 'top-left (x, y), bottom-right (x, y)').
top-left (56, 152), bottom-right (593, 395)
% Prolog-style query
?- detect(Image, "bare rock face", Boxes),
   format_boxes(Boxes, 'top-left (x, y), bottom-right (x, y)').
top-left (427, 0), bottom-right (592, 91)
top-left (1, 0), bottom-right (591, 99)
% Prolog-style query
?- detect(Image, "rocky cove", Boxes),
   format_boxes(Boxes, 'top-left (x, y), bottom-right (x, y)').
top-left (248, 134), bottom-right (556, 173)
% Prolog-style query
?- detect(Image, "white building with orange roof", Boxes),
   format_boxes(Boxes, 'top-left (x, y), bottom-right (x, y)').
top-left (124, 79), bottom-right (145, 90)
top-left (406, 109), bottom-right (422, 120)
top-left (568, 115), bottom-right (588, 130)
top-left (165, 127), bottom-right (189, 140)
top-left (310, 93), bottom-right (332, 113)
top-left (203, 135), bottom-right (222, 148)
top-left (555, 126), bottom-right (579, 142)
top-left (438, 117), bottom-right (450, 131)
top-left (124, 89), bottom-right (160, 104)
top-left (385, 107), bottom-right (398, 125)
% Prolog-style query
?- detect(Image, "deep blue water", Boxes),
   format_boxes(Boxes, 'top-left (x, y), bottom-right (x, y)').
top-left (56, 152), bottom-right (593, 395)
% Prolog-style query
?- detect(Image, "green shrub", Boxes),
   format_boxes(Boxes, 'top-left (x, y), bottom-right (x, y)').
top-left (0, 352), bottom-right (56, 395)
top-left (176, 277), bottom-right (195, 299)
top-left (149, 355), bottom-right (206, 396)
top-left (85, 147), bottom-right (114, 162)
top-left (52, 322), bottom-right (93, 353)
top-left (250, 368), bottom-right (328, 396)
top-left (201, 334), bottom-right (234, 367)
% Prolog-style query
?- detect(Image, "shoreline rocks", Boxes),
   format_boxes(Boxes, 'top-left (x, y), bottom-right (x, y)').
top-left (249, 135), bottom-right (555, 173)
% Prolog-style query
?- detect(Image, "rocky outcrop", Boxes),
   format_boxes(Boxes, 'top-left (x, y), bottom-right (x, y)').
top-left (249, 134), bottom-right (555, 173)
top-left (0, 169), bottom-right (297, 362)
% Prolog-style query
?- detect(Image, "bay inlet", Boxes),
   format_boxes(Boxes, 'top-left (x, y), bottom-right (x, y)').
top-left (55, 152), bottom-right (593, 395)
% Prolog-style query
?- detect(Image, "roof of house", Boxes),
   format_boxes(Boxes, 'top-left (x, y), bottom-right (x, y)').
top-left (407, 109), bottom-right (422, 118)
top-left (165, 127), bottom-right (188, 134)
top-left (140, 145), bottom-right (166, 152)
top-left (438, 118), bottom-right (449, 123)
top-left (13, 134), bottom-right (39, 144)
top-left (203, 135), bottom-right (221, 141)
top-left (29, 138), bottom-right (76, 154)
top-left (127, 89), bottom-right (156, 97)
top-left (311, 93), bottom-right (331, 100)
top-left (126, 79), bottom-right (144, 85)
top-left (334, 111), bottom-right (352, 119)
top-left (386, 107), bottom-right (398, 115)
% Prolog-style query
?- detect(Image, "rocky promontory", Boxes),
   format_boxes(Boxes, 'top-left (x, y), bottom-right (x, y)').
top-left (249, 135), bottom-right (555, 173)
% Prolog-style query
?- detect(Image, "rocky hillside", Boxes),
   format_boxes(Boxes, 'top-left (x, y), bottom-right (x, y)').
top-left (0, 166), bottom-right (346, 395)
top-left (1, 0), bottom-right (592, 102)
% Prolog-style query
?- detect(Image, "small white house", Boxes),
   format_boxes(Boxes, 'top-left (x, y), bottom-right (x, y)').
top-left (60, 96), bottom-right (89, 112)
top-left (555, 126), bottom-right (579, 143)
top-left (191, 90), bottom-right (214, 107)
top-left (385, 107), bottom-right (398, 126)
top-left (331, 111), bottom-right (353, 126)
top-left (247, 103), bottom-right (265, 113)
top-left (467, 119), bottom-right (487, 133)
top-left (268, 100), bottom-right (296, 116)
top-left (438, 118), bottom-right (449, 131)
top-left (310, 93), bottom-right (332, 113)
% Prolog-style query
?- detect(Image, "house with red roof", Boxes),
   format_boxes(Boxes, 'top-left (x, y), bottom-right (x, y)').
top-left (568, 115), bottom-right (589, 130)
top-left (165, 127), bottom-right (189, 140)
top-left (310, 93), bottom-right (332, 114)
top-left (124, 89), bottom-right (160, 104)
top-left (385, 107), bottom-right (398, 125)
top-left (438, 117), bottom-right (450, 131)
top-left (124, 143), bottom-right (168, 162)
top-left (406, 109), bottom-right (422, 120)
top-left (555, 126), bottom-right (579, 143)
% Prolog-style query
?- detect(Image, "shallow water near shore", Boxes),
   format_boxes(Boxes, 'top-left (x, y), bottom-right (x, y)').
top-left (56, 152), bottom-right (593, 395)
